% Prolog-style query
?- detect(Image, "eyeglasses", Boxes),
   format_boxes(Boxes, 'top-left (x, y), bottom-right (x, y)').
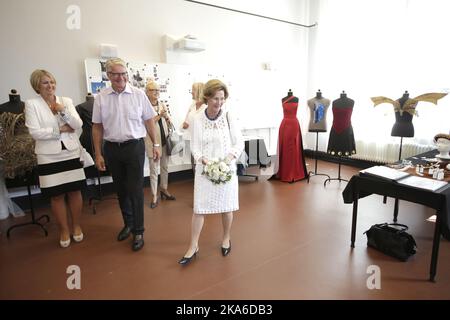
top-left (108, 72), bottom-right (128, 78)
top-left (147, 89), bottom-right (160, 92)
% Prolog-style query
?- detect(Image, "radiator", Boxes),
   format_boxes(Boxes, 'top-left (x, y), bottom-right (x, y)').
top-left (350, 140), bottom-right (434, 164)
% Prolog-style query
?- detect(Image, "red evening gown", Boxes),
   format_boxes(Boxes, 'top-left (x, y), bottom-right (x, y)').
top-left (276, 96), bottom-right (308, 182)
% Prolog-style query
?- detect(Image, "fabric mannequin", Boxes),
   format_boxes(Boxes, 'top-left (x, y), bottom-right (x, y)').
top-left (0, 89), bottom-right (25, 114)
top-left (0, 90), bottom-right (29, 219)
top-left (0, 89), bottom-right (37, 178)
top-left (75, 93), bottom-right (95, 156)
top-left (371, 91), bottom-right (448, 138)
top-left (275, 90), bottom-right (308, 182)
top-left (327, 91), bottom-right (356, 156)
top-left (307, 90), bottom-right (330, 132)
top-left (392, 91), bottom-right (413, 137)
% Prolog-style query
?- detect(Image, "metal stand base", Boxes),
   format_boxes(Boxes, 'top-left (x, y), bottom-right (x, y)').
top-left (307, 132), bottom-right (330, 183)
top-left (324, 157), bottom-right (348, 187)
top-left (7, 183), bottom-right (50, 238)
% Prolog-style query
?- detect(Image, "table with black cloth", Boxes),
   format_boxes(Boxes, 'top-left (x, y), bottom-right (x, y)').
top-left (342, 149), bottom-right (450, 282)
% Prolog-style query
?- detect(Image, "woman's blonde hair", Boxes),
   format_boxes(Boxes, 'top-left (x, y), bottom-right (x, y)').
top-left (145, 80), bottom-right (160, 91)
top-left (192, 82), bottom-right (204, 103)
top-left (202, 79), bottom-right (228, 104)
top-left (30, 69), bottom-right (56, 94)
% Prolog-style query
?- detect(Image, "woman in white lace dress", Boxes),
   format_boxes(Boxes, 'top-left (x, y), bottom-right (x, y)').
top-left (179, 79), bottom-right (244, 265)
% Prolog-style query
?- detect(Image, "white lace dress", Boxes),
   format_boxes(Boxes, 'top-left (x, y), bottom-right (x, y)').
top-left (191, 109), bottom-right (244, 214)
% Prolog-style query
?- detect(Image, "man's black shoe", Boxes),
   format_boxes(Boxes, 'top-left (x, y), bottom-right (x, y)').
top-left (117, 226), bottom-right (131, 242)
top-left (132, 234), bottom-right (144, 251)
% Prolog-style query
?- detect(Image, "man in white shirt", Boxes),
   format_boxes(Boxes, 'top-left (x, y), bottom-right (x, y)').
top-left (92, 58), bottom-right (160, 251)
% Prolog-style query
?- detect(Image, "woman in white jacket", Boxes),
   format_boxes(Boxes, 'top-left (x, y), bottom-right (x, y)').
top-left (25, 69), bottom-right (86, 248)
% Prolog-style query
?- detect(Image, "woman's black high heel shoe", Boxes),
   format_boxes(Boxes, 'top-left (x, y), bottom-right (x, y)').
top-left (160, 191), bottom-right (176, 201)
top-left (221, 241), bottom-right (231, 256)
top-left (178, 248), bottom-right (199, 265)
top-left (149, 197), bottom-right (159, 209)
top-left (159, 191), bottom-right (177, 200)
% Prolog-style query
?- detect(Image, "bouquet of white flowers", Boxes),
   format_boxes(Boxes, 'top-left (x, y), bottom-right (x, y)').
top-left (202, 158), bottom-right (233, 185)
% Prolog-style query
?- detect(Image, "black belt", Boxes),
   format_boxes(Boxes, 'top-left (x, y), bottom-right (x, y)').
top-left (105, 138), bottom-right (143, 147)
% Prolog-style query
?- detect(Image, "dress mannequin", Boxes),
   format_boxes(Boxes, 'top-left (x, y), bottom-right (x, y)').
top-left (0, 89), bottom-right (27, 219)
top-left (371, 90), bottom-right (447, 160)
top-left (307, 89), bottom-right (330, 132)
top-left (306, 90), bottom-right (331, 182)
top-left (327, 91), bottom-right (356, 156)
top-left (324, 91), bottom-right (356, 186)
top-left (75, 93), bottom-right (95, 157)
top-left (0, 89), bottom-right (25, 114)
top-left (371, 91), bottom-right (447, 139)
top-left (391, 91), bottom-right (413, 137)
top-left (275, 90), bottom-right (308, 183)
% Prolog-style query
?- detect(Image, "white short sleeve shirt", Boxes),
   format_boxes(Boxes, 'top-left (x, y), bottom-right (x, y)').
top-left (92, 84), bottom-right (156, 142)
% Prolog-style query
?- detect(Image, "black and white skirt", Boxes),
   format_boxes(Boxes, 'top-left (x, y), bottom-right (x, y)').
top-left (37, 148), bottom-right (86, 197)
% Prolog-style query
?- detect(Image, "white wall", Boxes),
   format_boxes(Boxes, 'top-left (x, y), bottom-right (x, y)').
top-left (1, 0), bottom-right (313, 198)
top-left (305, 0), bottom-right (450, 158)
top-left (0, 0), bottom-right (310, 110)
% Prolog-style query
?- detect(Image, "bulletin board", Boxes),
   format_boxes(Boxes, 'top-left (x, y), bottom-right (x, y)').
top-left (84, 58), bottom-right (286, 130)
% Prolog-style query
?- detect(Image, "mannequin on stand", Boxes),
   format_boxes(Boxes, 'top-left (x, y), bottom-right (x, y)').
top-left (307, 89), bottom-right (331, 182)
top-left (0, 90), bottom-right (27, 220)
top-left (325, 91), bottom-right (356, 186)
top-left (75, 92), bottom-right (113, 214)
top-left (273, 89), bottom-right (308, 183)
top-left (371, 90), bottom-right (447, 160)
top-left (371, 90), bottom-right (447, 221)
top-left (0, 89), bottom-right (25, 114)
top-left (76, 93), bottom-right (95, 157)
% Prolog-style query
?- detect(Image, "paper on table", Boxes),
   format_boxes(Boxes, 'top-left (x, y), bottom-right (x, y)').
top-left (397, 175), bottom-right (448, 192)
top-left (360, 166), bottom-right (410, 182)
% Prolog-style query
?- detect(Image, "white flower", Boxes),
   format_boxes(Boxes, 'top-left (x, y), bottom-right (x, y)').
top-left (202, 158), bottom-right (233, 184)
top-left (219, 161), bottom-right (230, 172)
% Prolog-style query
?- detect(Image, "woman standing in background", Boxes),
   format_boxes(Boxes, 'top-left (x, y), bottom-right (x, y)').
top-left (182, 82), bottom-right (206, 170)
top-left (144, 80), bottom-right (176, 209)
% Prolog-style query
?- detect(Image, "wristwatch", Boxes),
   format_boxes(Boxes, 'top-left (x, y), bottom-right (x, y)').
top-left (153, 143), bottom-right (160, 147)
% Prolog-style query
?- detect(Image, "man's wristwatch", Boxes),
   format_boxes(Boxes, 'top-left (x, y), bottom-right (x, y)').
top-left (153, 144), bottom-right (160, 147)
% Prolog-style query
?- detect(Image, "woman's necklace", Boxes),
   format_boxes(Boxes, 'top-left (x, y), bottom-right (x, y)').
top-left (205, 108), bottom-right (222, 121)
top-left (43, 96), bottom-right (57, 114)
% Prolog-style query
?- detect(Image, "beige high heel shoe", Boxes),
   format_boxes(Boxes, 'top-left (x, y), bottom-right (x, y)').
top-left (73, 232), bottom-right (84, 243)
top-left (60, 237), bottom-right (71, 248)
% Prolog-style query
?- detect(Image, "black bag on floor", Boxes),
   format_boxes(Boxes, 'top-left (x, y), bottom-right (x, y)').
top-left (363, 223), bottom-right (417, 261)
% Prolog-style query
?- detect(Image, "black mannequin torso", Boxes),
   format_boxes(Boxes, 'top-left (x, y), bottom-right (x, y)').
top-left (76, 94), bottom-right (95, 155)
top-left (316, 90), bottom-right (322, 99)
top-left (0, 89), bottom-right (25, 114)
top-left (398, 91), bottom-right (409, 107)
top-left (282, 89), bottom-right (298, 103)
top-left (333, 91), bottom-right (354, 108)
top-left (391, 91), bottom-right (414, 137)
